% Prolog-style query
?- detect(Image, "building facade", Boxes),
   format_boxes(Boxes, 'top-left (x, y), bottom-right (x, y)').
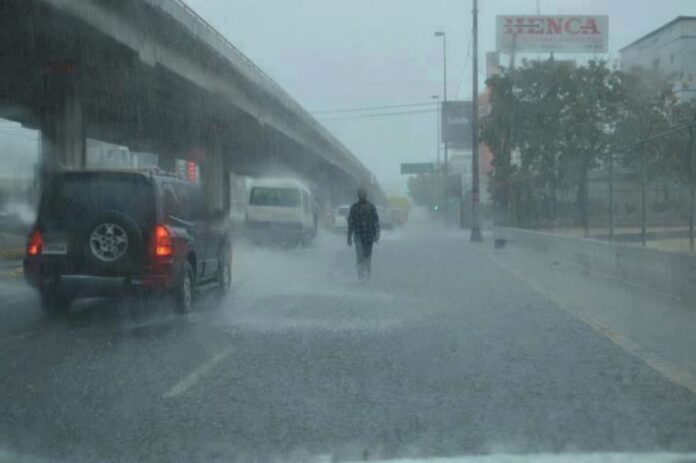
top-left (620, 16), bottom-right (696, 99)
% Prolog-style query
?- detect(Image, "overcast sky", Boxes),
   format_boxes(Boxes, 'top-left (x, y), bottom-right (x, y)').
top-left (182, 0), bottom-right (696, 194)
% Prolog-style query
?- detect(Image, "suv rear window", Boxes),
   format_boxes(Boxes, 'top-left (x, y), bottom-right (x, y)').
top-left (250, 187), bottom-right (300, 207)
top-left (41, 174), bottom-right (154, 227)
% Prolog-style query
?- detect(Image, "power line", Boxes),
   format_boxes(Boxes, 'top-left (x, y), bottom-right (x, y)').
top-left (311, 101), bottom-right (437, 115)
top-left (319, 108), bottom-right (438, 122)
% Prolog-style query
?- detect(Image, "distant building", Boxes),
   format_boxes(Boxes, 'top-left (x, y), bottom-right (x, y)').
top-left (85, 139), bottom-right (159, 170)
top-left (448, 150), bottom-right (490, 204)
top-left (620, 16), bottom-right (696, 99)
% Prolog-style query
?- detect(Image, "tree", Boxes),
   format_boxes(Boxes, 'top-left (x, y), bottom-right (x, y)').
top-left (482, 60), bottom-right (625, 230)
top-left (481, 69), bottom-right (519, 224)
top-left (515, 58), bottom-right (575, 224)
top-left (407, 174), bottom-right (442, 212)
top-left (613, 68), bottom-right (674, 175)
top-left (559, 61), bottom-right (622, 232)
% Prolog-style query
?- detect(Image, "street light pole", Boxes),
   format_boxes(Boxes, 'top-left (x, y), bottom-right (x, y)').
top-left (432, 95), bottom-right (441, 170)
top-left (470, 0), bottom-right (483, 241)
top-left (435, 31), bottom-right (448, 178)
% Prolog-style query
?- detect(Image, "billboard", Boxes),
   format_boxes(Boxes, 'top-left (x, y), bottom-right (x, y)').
top-left (442, 101), bottom-right (472, 148)
top-left (496, 15), bottom-right (608, 54)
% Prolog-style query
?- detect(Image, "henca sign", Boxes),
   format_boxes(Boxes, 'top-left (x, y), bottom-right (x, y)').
top-left (496, 15), bottom-right (608, 53)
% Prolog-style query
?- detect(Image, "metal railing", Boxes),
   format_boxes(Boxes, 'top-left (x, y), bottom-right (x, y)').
top-left (609, 121), bottom-right (696, 250)
top-left (495, 121), bottom-right (696, 253)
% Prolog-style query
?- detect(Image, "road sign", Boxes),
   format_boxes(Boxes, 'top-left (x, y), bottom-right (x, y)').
top-left (400, 162), bottom-right (435, 175)
top-left (496, 15), bottom-right (609, 54)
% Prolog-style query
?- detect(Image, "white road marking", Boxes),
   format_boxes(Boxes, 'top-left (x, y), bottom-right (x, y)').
top-left (163, 346), bottom-right (234, 399)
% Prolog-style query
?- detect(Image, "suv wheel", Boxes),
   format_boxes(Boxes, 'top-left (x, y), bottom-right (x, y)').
top-left (174, 261), bottom-right (194, 314)
top-left (84, 211), bottom-right (143, 273)
top-left (40, 289), bottom-right (71, 316)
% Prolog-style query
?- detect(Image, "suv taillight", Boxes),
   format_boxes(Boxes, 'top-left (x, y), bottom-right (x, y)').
top-left (154, 225), bottom-right (173, 257)
top-left (27, 229), bottom-right (43, 256)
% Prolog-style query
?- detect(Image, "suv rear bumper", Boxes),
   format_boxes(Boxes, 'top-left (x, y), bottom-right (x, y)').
top-left (24, 258), bottom-right (179, 297)
top-left (59, 274), bottom-right (173, 297)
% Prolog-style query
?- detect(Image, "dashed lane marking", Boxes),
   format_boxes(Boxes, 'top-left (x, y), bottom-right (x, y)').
top-left (474, 244), bottom-right (696, 396)
top-left (163, 346), bottom-right (235, 399)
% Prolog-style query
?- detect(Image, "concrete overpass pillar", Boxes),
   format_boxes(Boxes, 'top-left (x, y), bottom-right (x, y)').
top-left (200, 144), bottom-right (229, 215)
top-left (40, 93), bottom-right (85, 174)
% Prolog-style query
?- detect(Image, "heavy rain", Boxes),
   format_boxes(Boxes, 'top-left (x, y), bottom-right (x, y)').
top-left (2, 1), bottom-right (696, 462)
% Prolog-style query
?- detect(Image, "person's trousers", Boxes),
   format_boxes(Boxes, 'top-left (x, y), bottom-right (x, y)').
top-left (354, 238), bottom-right (374, 279)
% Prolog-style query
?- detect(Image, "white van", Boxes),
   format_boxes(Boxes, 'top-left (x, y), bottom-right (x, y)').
top-left (246, 178), bottom-right (317, 245)
top-left (333, 205), bottom-right (350, 232)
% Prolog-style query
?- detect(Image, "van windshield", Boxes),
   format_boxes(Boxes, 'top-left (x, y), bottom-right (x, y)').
top-left (250, 187), bottom-right (300, 208)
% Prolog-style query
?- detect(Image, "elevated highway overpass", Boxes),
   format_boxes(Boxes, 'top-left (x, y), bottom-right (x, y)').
top-left (0, 0), bottom-right (382, 211)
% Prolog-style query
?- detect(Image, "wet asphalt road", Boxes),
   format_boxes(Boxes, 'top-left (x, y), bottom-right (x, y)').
top-left (1, 223), bottom-right (696, 463)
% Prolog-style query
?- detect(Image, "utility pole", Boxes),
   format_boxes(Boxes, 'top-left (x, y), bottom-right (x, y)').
top-left (432, 95), bottom-right (441, 170)
top-left (442, 35), bottom-right (448, 178)
top-left (470, 0), bottom-right (483, 241)
top-left (608, 150), bottom-right (614, 241)
top-left (435, 31), bottom-right (448, 221)
top-left (689, 127), bottom-right (695, 251)
top-left (640, 142), bottom-right (647, 247)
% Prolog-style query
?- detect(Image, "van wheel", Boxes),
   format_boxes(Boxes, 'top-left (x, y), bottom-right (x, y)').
top-left (174, 262), bottom-right (194, 314)
top-left (40, 289), bottom-right (71, 316)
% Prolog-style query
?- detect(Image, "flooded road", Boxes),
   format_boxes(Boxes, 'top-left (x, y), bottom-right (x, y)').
top-left (1, 222), bottom-right (696, 462)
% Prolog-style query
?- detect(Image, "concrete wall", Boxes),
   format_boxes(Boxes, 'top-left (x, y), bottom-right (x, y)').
top-left (495, 227), bottom-right (696, 303)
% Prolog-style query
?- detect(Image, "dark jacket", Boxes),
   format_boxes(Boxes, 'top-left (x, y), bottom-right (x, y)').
top-left (348, 200), bottom-right (380, 243)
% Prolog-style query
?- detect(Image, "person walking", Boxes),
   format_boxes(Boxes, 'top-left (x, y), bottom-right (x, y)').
top-left (347, 187), bottom-right (380, 281)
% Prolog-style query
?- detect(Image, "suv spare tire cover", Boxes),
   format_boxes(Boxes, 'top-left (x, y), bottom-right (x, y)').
top-left (83, 211), bottom-right (144, 272)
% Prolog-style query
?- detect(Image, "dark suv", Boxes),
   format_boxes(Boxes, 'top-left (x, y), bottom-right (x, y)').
top-left (24, 169), bottom-right (232, 314)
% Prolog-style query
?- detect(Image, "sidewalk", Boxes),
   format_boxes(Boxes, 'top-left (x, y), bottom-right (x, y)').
top-left (480, 241), bottom-right (696, 394)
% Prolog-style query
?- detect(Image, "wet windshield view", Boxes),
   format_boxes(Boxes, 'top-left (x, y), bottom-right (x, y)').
top-left (3, 0), bottom-right (696, 462)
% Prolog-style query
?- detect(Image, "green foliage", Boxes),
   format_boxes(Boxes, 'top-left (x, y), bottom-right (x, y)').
top-left (407, 174), bottom-right (442, 211)
top-left (481, 58), bottom-right (691, 228)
